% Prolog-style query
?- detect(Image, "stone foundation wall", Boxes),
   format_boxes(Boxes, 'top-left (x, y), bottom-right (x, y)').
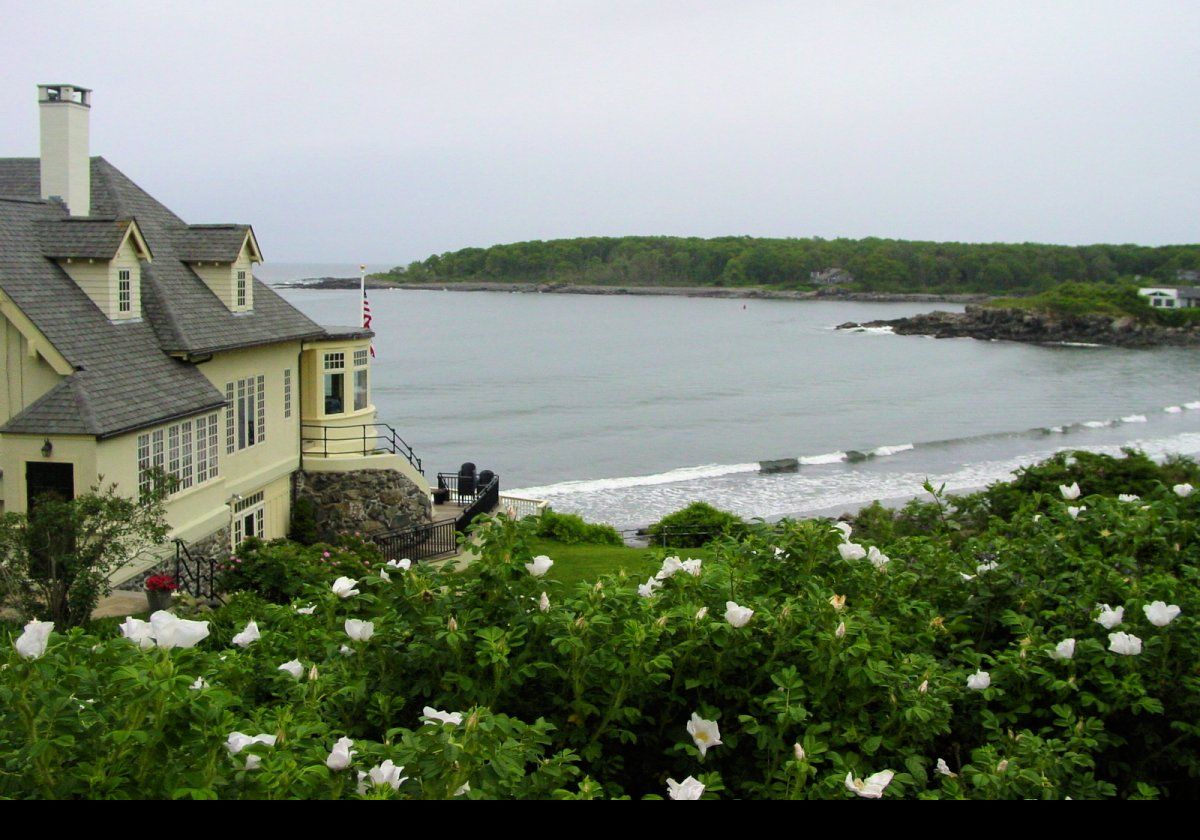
top-left (293, 469), bottom-right (430, 541)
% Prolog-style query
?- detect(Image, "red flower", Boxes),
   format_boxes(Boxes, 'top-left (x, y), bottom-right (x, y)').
top-left (145, 574), bottom-right (179, 593)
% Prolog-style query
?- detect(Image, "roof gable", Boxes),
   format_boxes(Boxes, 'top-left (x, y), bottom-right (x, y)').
top-left (35, 217), bottom-right (152, 261)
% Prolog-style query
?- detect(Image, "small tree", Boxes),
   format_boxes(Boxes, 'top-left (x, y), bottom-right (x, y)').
top-left (0, 479), bottom-right (170, 626)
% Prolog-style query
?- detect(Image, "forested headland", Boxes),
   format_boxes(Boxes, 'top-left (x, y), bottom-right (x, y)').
top-left (375, 236), bottom-right (1200, 295)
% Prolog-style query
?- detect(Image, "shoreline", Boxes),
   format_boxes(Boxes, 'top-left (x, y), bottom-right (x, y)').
top-left (277, 276), bottom-right (985, 304)
top-left (838, 305), bottom-right (1200, 349)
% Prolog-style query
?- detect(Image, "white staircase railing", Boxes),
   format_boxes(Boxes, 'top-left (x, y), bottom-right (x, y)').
top-left (498, 493), bottom-right (549, 520)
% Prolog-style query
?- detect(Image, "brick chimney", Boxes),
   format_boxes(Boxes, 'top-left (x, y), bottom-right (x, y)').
top-left (38, 83), bottom-right (91, 216)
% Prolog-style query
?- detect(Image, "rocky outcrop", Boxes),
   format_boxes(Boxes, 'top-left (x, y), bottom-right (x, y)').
top-left (838, 306), bottom-right (1200, 348)
top-left (759, 458), bottom-right (799, 473)
top-left (293, 469), bottom-right (430, 542)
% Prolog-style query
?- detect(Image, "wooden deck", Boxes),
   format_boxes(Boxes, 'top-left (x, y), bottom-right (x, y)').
top-left (431, 501), bottom-right (468, 525)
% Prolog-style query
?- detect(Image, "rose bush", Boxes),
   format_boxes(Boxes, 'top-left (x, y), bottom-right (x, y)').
top-left (1, 453), bottom-right (1197, 799)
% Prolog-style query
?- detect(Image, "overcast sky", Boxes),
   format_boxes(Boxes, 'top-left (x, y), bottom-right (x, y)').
top-left (2, 1), bottom-right (1197, 264)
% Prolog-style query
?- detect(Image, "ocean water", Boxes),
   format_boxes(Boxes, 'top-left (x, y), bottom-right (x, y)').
top-left (275, 278), bottom-right (1200, 529)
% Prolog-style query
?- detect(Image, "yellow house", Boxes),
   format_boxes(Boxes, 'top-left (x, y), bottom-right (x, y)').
top-left (0, 84), bottom-right (431, 586)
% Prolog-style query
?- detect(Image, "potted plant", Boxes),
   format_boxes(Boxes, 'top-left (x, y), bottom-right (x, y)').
top-left (144, 573), bottom-right (179, 612)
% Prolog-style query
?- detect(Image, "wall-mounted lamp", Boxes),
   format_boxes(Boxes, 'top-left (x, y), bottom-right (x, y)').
top-left (41, 439), bottom-right (53, 458)
top-left (226, 493), bottom-right (243, 507)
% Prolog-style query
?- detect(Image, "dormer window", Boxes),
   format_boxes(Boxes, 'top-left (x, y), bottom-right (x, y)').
top-left (38, 217), bottom-right (150, 321)
top-left (179, 225), bottom-right (261, 313)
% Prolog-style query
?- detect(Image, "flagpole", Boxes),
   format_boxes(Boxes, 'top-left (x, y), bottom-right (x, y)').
top-left (360, 264), bottom-right (375, 358)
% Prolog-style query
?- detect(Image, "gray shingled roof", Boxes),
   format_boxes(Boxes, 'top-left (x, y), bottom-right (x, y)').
top-left (176, 224), bottom-right (253, 262)
top-left (0, 156), bottom-right (329, 437)
top-left (35, 217), bottom-right (134, 259)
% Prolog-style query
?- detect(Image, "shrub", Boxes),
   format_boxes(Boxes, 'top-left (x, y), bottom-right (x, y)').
top-left (289, 496), bottom-right (320, 545)
top-left (2, 454), bottom-right (1198, 799)
top-left (534, 509), bottom-right (623, 545)
top-left (648, 501), bottom-right (745, 548)
top-left (0, 481), bottom-right (170, 626)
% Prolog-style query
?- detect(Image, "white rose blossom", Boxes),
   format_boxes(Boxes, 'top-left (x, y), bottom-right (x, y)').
top-left (1108, 632), bottom-right (1142, 656)
top-left (1173, 483), bottom-right (1193, 498)
top-left (966, 670), bottom-right (990, 691)
top-left (868, 546), bottom-right (890, 570)
top-left (1067, 506), bottom-right (1085, 520)
top-left (422, 706), bottom-right (464, 726)
top-left (119, 617), bottom-right (156, 649)
top-left (724, 601), bottom-right (754, 628)
top-left (686, 712), bottom-right (722, 758)
top-left (1143, 601), bottom-right (1181, 627)
top-left (359, 759), bottom-right (408, 793)
top-left (231, 620), bottom-right (260, 648)
top-left (1051, 639), bottom-right (1076, 661)
top-left (638, 577), bottom-right (663, 598)
top-left (656, 556), bottom-right (683, 580)
top-left (14, 620), bottom-right (54, 659)
top-left (666, 776), bottom-right (705, 800)
top-left (936, 758), bottom-right (956, 778)
top-left (332, 577), bottom-right (360, 598)
top-left (838, 542), bottom-right (867, 561)
top-left (386, 558), bottom-right (412, 570)
top-left (345, 619), bottom-right (375, 642)
top-left (1060, 482), bottom-right (1081, 500)
top-left (538, 592), bottom-right (551, 613)
top-left (148, 611), bottom-right (210, 650)
top-left (845, 769), bottom-right (894, 799)
top-left (1095, 604), bottom-right (1124, 630)
top-left (524, 555), bottom-right (553, 577)
top-left (226, 732), bottom-right (276, 755)
top-left (278, 659), bottom-right (304, 680)
top-left (326, 736), bottom-right (356, 771)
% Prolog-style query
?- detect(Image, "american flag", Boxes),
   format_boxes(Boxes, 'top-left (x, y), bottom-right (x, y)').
top-left (360, 264), bottom-right (375, 357)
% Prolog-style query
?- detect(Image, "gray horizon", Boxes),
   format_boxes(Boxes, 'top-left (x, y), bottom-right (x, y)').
top-left (1, 0), bottom-right (1197, 265)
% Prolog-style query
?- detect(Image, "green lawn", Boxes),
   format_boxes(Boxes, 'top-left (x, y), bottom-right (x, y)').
top-left (529, 538), bottom-right (712, 589)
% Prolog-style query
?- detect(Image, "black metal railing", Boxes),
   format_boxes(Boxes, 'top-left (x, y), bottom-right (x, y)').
top-left (373, 519), bottom-right (459, 563)
top-left (301, 422), bottom-right (423, 474)
top-left (455, 476), bottom-right (500, 533)
top-left (174, 539), bottom-right (217, 599)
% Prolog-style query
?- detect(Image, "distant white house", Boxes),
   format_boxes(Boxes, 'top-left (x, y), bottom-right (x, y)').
top-left (1137, 286), bottom-right (1200, 309)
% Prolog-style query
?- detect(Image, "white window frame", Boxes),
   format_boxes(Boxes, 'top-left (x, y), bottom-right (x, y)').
top-left (117, 268), bottom-right (132, 314)
top-left (231, 491), bottom-right (266, 548)
top-left (283, 368), bottom-right (292, 419)
top-left (226, 375), bottom-right (266, 452)
top-left (323, 352), bottom-right (347, 416)
top-left (137, 412), bottom-right (219, 498)
top-left (235, 269), bottom-right (247, 308)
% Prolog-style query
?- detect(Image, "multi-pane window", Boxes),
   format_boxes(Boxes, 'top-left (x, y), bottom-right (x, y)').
top-left (324, 353), bottom-right (345, 415)
top-left (232, 491), bottom-right (266, 547)
top-left (236, 270), bottom-right (247, 308)
top-left (117, 268), bottom-right (132, 314)
top-left (137, 412), bottom-right (218, 497)
top-left (353, 348), bottom-right (369, 411)
top-left (283, 368), bottom-right (292, 419)
top-left (227, 375), bottom-right (266, 451)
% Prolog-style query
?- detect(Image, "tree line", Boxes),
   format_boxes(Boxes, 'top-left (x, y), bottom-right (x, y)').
top-left (378, 236), bottom-right (1200, 294)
